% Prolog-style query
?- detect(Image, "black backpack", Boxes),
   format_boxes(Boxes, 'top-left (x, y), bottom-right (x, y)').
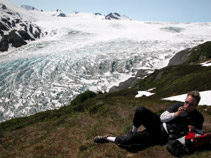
top-left (167, 132), bottom-right (211, 157)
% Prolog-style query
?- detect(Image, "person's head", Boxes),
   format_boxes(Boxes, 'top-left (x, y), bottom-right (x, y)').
top-left (184, 91), bottom-right (201, 112)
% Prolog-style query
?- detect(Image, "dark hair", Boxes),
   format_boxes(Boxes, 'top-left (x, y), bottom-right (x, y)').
top-left (187, 91), bottom-right (201, 104)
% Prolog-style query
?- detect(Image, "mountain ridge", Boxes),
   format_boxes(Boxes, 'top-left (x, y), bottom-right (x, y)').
top-left (0, 0), bottom-right (131, 52)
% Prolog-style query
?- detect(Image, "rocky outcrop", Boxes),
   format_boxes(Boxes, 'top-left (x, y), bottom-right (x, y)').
top-left (57, 13), bottom-right (66, 17)
top-left (94, 13), bottom-right (102, 16)
top-left (105, 12), bottom-right (130, 20)
top-left (109, 69), bottom-right (151, 92)
top-left (4, 30), bottom-right (27, 48)
top-left (168, 41), bottom-right (211, 66)
top-left (21, 5), bottom-right (39, 11)
top-left (0, 2), bottom-right (44, 52)
top-left (105, 13), bottom-right (121, 20)
top-left (168, 48), bottom-right (192, 66)
top-left (52, 9), bottom-right (66, 17)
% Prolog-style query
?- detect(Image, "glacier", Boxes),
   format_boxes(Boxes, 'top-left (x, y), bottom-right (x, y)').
top-left (1, 1), bottom-right (211, 122)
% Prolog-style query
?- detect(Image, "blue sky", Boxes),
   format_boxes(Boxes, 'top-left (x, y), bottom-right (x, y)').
top-left (7, 0), bottom-right (211, 22)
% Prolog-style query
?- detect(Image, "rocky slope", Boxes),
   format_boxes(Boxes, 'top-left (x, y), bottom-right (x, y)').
top-left (0, 2), bottom-right (44, 52)
top-left (168, 41), bottom-right (211, 66)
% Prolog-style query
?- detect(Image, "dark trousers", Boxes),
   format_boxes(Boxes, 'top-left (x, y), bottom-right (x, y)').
top-left (115, 107), bottom-right (168, 146)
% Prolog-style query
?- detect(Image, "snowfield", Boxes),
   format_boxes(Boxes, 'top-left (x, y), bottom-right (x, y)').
top-left (163, 90), bottom-right (211, 106)
top-left (1, 0), bottom-right (211, 122)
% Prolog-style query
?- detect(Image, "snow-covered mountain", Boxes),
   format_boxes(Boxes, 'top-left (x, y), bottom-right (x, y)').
top-left (105, 12), bottom-right (131, 20)
top-left (52, 10), bottom-right (66, 17)
top-left (0, 0), bottom-right (211, 122)
top-left (0, 0), bottom-right (45, 52)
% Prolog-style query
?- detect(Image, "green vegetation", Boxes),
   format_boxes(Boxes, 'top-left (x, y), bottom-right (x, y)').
top-left (134, 64), bottom-right (211, 98)
top-left (0, 42), bottom-right (211, 157)
top-left (185, 41), bottom-right (211, 64)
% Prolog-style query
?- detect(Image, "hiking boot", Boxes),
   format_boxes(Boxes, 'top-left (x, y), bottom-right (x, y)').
top-left (94, 135), bottom-right (109, 143)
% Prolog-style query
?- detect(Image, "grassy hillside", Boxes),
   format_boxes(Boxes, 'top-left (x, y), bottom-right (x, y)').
top-left (185, 41), bottom-right (211, 64)
top-left (134, 64), bottom-right (211, 98)
top-left (0, 43), bottom-right (211, 157)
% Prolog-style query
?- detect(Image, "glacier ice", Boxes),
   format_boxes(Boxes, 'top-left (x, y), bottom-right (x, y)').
top-left (1, 20), bottom-right (211, 122)
top-left (0, 37), bottom-right (204, 122)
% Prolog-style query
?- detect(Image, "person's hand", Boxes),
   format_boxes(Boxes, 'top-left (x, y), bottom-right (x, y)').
top-left (174, 106), bottom-right (186, 117)
top-left (188, 125), bottom-right (196, 133)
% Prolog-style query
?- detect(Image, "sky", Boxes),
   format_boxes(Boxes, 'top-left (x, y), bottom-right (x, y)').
top-left (5, 0), bottom-right (211, 22)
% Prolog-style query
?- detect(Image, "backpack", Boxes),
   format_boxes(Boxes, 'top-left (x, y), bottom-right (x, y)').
top-left (167, 132), bottom-right (211, 157)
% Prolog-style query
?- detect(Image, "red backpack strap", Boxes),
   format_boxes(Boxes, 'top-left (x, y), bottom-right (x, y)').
top-left (185, 132), bottom-right (195, 140)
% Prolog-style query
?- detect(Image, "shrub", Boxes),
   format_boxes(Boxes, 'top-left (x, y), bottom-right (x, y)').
top-left (71, 91), bottom-right (97, 106)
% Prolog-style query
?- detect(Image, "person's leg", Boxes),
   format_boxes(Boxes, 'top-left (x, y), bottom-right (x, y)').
top-left (107, 136), bottom-right (116, 142)
top-left (94, 107), bottom-right (162, 145)
top-left (94, 135), bottom-right (118, 143)
top-left (132, 106), bottom-right (161, 135)
top-left (94, 131), bottom-right (152, 145)
top-left (94, 130), bottom-right (163, 149)
top-left (131, 125), bottom-right (138, 133)
top-left (115, 130), bottom-right (153, 146)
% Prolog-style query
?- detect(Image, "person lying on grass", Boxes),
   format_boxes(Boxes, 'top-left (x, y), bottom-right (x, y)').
top-left (94, 91), bottom-right (204, 153)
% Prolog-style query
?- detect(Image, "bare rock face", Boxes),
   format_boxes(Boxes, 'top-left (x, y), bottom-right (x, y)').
top-left (168, 48), bottom-right (192, 66)
top-left (105, 12), bottom-right (130, 20)
top-left (105, 13), bottom-right (121, 20)
top-left (168, 41), bottom-right (211, 66)
top-left (0, 2), bottom-right (44, 52)
top-left (109, 69), bottom-right (150, 92)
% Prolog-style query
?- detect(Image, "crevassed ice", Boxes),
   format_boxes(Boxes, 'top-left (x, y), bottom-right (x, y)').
top-left (0, 29), bottom-right (204, 122)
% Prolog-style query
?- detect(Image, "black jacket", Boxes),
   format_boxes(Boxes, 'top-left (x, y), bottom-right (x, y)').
top-left (166, 103), bottom-right (204, 135)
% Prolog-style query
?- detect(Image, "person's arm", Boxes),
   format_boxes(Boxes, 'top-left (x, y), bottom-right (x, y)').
top-left (160, 111), bottom-right (175, 123)
top-left (174, 106), bottom-right (187, 117)
top-left (160, 104), bottom-right (187, 123)
top-left (188, 125), bottom-right (204, 134)
top-left (188, 112), bottom-right (204, 134)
